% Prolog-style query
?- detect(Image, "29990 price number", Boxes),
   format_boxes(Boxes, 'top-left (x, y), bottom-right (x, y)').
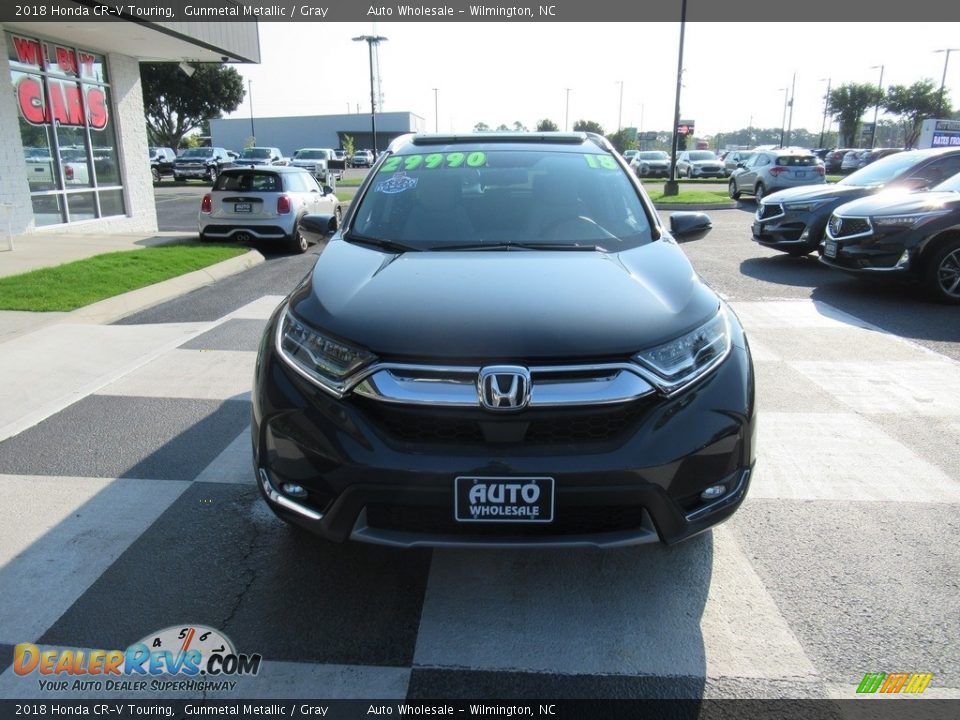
top-left (380, 152), bottom-right (487, 172)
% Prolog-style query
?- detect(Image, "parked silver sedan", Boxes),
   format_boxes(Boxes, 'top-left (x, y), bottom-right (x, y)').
top-left (198, 166), bottom-right (343, 253)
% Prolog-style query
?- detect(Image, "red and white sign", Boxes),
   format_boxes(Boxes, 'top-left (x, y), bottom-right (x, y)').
top-left (11, 35), bottom-right (108, 130)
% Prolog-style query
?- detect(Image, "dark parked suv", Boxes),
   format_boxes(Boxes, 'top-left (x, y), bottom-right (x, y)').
top-left (173, 146), bottom-right (234, 182)
top-left (821, 170), bottom-right (960, 303)
top-left (252, 132), bottom-right (756, 548)
top-left (753, 147), bottom-right (960, 256)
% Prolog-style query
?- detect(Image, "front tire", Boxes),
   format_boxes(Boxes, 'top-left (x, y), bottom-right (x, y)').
top-left (207, 166), bottom-right (219, 183)
top-left (925, 238), bottom-right (960, 304)
top-left (151, 167), bottom-right (161, 183)
top-left (729, 179), bottom-right (741, 200)
top-left (754, 183), bottom-right (766, 204)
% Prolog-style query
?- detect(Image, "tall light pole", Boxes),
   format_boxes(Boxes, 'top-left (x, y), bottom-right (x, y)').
top-left (935, 49), bottom-right (959, 118)
top-left (565, 88), bottom-right (571, 132)
top-left (665, 0), bottom-right (688, 197)
top-left (616, 80), bottom-right (624, 132)
top-left (432, 88), bottom-right (438, 132)
top-left (779, 87), bottom-right (789, 148)
top-left (352, 34), bottom-right (388, 155)
top-left (785, 72), bottom-right (796, 147)
top-left (869, 64), bottom-right (884, 149)
top-left (247, 79), bottom-right (255, 144)
top-left (818, 77), bottom-right (832, 149)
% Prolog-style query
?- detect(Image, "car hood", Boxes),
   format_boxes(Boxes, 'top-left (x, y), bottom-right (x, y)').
top-left (765, 183), bottom-right (875, 204)
top-left (288, 239), bottom-right (720, 360)
top-left (834, 190), bottom-right (960, 216)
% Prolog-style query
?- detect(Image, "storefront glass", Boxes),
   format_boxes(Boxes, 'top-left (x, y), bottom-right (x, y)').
top-left (7, 32), bottom-right (125, 225)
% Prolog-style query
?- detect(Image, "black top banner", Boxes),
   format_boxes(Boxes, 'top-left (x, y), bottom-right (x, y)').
top-left (2, 0), bottom-right (960, 22)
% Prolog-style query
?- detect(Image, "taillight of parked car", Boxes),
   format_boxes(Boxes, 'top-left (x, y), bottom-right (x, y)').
top-left (816, 166), bottom-right (825, 175)
top-left (64, 165), bottom-right (74, 180)
top-left (201, 194), bottom-right (212, 213)
top-left (277, 195), bottom-right (292, 214)
top-left (769, 166), bottom-right (788, 176)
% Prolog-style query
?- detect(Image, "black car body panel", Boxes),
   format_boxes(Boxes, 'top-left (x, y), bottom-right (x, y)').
top-left (252, 132), bottom-right (757, 547)
top-left (752, 147), bottom-right (960, 254)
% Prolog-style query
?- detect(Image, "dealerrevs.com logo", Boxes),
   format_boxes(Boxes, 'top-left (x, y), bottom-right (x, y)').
top-left (14, 625), bottom-right (262, 693)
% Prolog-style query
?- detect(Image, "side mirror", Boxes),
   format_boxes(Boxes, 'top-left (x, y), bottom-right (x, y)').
top-left (322, 185), bottom-right (334, 195)
top-left (669, 211), bottom-right (712, 242)
top-left (300, 214), bottom-right (338, 243)
top-left (736, 162), bottom-right (745, 169)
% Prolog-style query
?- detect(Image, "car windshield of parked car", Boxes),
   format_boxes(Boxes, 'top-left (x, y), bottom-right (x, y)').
top-left (687, 151), bottom-right (717, 161)
top-left (638, 151), bottom-right (669, 160)
top-left (294, 150), bottom-right (329, 159)
top-left (240, 148), bottom-right (272, 159)
top-left (933, 172), bottom-right (960, 193)
top-left (348, 149), bottom-right (653, 251)
top-left (181, 148), bottom-right (213, 158)
top-left (838, 150), bottom-right (928, 187)
top-left (213, 170), bottom-right (281, 192)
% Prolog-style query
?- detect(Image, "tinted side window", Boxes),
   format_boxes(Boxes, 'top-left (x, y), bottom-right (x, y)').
top-left (915, 156), bottom-right (960, 185)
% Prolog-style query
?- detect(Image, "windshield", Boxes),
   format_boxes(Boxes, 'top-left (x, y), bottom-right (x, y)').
top-left (348, 149), bottom-right (653, 251)
top-left (181, 148), bottom-right (213, 158)
top-left (295, 150), bottom-right (329, 159)
top-left (638, 151), bottom-right (669, 160)
top-left (240, 148), bottom-right (272, 159)
top-left (838, 150), bottom-right (928, 187)
top-left (688, 151), bottom-right (717, 161)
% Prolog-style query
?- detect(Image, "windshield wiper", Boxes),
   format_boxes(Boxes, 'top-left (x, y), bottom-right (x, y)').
top-left (345, 234), bottom-right (420, 253)
top-left (434, 241), bottom-right (603, 252)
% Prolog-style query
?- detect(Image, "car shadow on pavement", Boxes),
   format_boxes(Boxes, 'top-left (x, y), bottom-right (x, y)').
top-left (739, 254), bottom-right (830, 289)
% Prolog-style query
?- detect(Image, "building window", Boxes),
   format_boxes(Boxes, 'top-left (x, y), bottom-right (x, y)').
top-left (7, 32), bottom-right (124, 226)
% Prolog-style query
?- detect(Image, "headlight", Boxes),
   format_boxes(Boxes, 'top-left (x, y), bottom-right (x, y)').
top-left (873, 211), bottom-right (950, 227)
top-left (634, 306), bottom-right (732, 394)
top-left (277, 306), bottom-right (376, 395)
top-left (783, 200), bottom-right (828, 212)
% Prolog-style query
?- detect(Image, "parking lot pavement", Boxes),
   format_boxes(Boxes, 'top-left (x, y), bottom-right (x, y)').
top-left (0, 286), bottom-right (958, 701)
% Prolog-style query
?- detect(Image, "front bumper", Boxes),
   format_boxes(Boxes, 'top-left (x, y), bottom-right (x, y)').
top-left (175, 166), bottom-right (210, 178)
top-left (251, 311), bottom-right (757, 548)
top-left (752, 204), bottom-right (830, 252)
top-left (689, 166), bottom-right (725, 178)
top-left (819, 228), bottom-right (918, 277)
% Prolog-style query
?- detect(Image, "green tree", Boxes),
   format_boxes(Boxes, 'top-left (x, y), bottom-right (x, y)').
top-left (536, 118), bottom-right (559, 131)
top-left (140, 63), bottom-right (245, 150)
top-left (884, 80), bottom-right (952, 148)
top-left (495, 123), bottom-right (510, 131)
top-left (828, 83), bottom-right (885, 147)
top-left (606, 128), bottom-right (634, 153)
top-left (473, 122), bottom-right (490, 132)
top-left (573, 119), bottom-right (605, 135)
top-left (341, 134), bottom-right (356, 157)
top-left (512, 121), bottom-right (528, 132)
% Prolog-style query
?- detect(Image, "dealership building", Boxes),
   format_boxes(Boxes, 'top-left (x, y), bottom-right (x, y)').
top-left (210, 112), bottom-right (427, 158)
top-left (0, 20), bottom-right (259, 236)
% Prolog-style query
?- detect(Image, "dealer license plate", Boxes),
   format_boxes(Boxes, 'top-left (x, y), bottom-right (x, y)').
top-left (454, 476), bottom-right (554, 523)
top-left (796, 171), bottom-right (806, 178)
top-left (234, 202), bottom-right (252, 213)
top-left (824, 239), bottom-right (837, 258)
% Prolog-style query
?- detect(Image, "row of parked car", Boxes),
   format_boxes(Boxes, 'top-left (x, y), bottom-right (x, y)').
top-left (751, 146), bottom-right (960, 304)
top-left (149, 146), bottom-right (376, 184)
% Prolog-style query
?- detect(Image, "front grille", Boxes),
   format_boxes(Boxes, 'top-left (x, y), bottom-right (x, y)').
top-left (829, 216), bottom-right (872, 238)
top-left (364, 502), bottom-right (649, 536)
top-left (759, 203), bottom-right (783, 220)
top-left (359, 400), bottom-right (648, 447)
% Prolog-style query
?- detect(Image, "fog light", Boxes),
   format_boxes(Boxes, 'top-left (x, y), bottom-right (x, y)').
top-left (895, 249), bottom-right (910, 269)
top-left (281, 483), bottom-right (308, 499)
top-left (799, 228), bottom-right (810, 240)
top-left (700, 484), bottom-right (726, 501)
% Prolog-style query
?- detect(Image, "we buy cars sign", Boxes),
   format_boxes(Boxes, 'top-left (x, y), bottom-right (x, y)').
top-left (11, 35), bottom-right (108, 130)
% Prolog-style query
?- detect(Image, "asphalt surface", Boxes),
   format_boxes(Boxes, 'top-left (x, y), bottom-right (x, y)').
top-left (0, 191), bottom-right (957, 702)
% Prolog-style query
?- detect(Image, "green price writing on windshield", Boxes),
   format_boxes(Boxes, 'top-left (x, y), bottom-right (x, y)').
top-left (584, 154), bottom-right (618, 169)
top-left (380, 152), bottom-right (487, 172)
